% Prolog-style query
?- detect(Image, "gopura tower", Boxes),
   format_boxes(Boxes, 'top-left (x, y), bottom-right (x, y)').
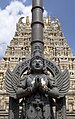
top-left (0, 1), bottom-right (75, 119)
top-left (5, 0), bottom-right (70, 119)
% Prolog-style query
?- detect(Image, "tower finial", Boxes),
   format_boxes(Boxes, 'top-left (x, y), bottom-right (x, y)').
top-left (48, 16), bottom-right (51, 25)
top-left (43, 17), bottom-right (46, 26)
top-left (26, 16), bottom-right (30, 25)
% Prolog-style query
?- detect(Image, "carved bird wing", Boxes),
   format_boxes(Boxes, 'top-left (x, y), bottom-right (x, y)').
top-left (55, 69), bottom-right (70, 97)
top-left (5, 69), bottom-right (18, 99)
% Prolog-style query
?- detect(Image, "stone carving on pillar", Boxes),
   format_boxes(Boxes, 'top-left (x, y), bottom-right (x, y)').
top-left (5, 0), bottom-right (70, 119)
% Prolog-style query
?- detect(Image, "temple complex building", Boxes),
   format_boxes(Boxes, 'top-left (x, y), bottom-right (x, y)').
top-left (0, 16), bottom-right (75, 119)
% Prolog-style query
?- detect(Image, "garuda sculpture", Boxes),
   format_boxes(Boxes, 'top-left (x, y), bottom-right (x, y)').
top-left (5, 0), bottom-right (70, 119)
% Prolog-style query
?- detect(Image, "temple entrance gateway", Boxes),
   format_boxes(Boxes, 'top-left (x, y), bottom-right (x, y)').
top-left (5, 0), bottom-right (70, 119)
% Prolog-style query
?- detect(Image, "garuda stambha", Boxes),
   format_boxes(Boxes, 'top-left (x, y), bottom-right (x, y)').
top-left (5, 0), bottom-right (70, 119)
top-left (5, 56), bottom-right (70, 119)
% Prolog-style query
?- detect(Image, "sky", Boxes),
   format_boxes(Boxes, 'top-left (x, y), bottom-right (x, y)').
top-left (0, 0), bottom-right (75, 58)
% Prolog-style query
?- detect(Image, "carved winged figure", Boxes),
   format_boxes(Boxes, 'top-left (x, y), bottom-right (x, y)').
top-left (5, 57), bottom-right (70, 119)
top-left (5, 66), bottom-right (69, 99)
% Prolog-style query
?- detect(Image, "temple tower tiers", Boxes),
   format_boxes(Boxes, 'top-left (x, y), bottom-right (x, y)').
top-left (0, 16), bottom-right (75, 118)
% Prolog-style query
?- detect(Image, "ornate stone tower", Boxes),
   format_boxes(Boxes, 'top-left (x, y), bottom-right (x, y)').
top-left (0, 15), bottom-right (75, 118)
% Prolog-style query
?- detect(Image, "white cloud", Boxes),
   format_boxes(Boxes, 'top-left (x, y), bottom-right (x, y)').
top-left (22, 0), bottom-right (26, 3)
top-left (43, 8), bottom-right (48, 17)
top-left (0, 0), bottom-right (47, 58)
